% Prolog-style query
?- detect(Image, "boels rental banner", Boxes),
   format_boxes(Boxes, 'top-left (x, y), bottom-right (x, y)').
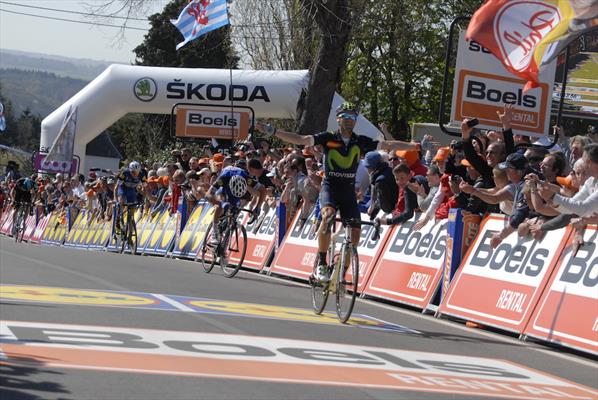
top-left (363, 214), bottom-right (448, 309)
top-left (439, 214), bottom-right (570, 333)
top-left (270, 208), bottom-right (392, 289)
top-left (228, 206), bottom-right (278, 271)
top-left (524, 225), bottom-right (598, 355)
top-left (451, 31), bottom-right (556, 138)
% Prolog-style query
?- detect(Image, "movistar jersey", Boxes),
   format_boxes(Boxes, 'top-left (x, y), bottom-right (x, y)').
top-left (313, 131), bottom-right (377, 183)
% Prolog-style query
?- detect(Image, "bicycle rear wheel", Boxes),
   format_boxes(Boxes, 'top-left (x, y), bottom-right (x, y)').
top-left (220, 224), bottom-right (247, 278)
top-left (336, 244), bottom-right (359, 323)
top-left (199, 222), bottom-right (218, 273)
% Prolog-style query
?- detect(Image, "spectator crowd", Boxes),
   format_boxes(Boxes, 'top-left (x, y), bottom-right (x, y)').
top-left (1, 104), bottom-right (597, 251)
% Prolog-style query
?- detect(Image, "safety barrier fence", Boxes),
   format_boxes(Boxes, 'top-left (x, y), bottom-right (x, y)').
top-left (0, 202), bottom-right (596, 356)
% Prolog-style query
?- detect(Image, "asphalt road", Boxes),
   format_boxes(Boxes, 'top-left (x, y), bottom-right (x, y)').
top-left (1, 236), bottom-right (597, 400)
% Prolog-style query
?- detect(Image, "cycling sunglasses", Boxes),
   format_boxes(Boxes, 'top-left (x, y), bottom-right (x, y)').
top-left (338, 113), bottom-right (357, 121)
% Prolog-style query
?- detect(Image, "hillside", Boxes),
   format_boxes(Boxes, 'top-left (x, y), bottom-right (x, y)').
top-left (0, 68), bottom-right (88, 118)
top-left (0, 49), bottom-right (117, 81)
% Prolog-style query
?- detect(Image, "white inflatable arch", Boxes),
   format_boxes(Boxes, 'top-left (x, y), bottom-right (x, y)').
top-left (40, 64), bottom-right (383, 172)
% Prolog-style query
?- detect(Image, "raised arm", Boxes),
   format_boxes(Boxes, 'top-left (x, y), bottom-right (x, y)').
top-left (255, 123), bottom-right (314, 147)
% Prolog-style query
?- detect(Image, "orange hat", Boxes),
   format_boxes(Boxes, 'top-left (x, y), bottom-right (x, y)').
top-left (395, 149), bottom-right (419, 167)
top-left (158, 176), bottom-right (169, 186)
top-left (461, 158), bottom-right (473, 168)
top-left (212, 153), bottom-right (225, 162)
top-left (147, 176), bottom-right (160, 183)
top-left (556, 175), bottom-right (576, 192)
top-left (433, 147), bottom-right (450, 162)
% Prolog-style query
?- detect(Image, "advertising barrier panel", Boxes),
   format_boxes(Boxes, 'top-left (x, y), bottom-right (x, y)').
top-left (22, 214), bottom-right (37, 242)
top-left (148, 212), bottom-right (178, 256)
top-left (0, 209), bottom-right (14, 235)
top-left (191, 206), bottom-right (216, 262)
top-left (135, 210), bottom-right (164, 254)
top-left (64, 211), bottom-right (86, 247)
top-left (228, 206), bottom-right (278, 271)
top-left (172, 203), bottom-right (206, 258)
top-left (439, 214), bottom-right (569, 333)
top-left (524, 225), bottom-right (598, 355)
top-left (269, 208), bottom-right (392, 289)
top-left (30, 213), bottom-right (51, 244)
top-left (363, 215), bottom-right (448, 309)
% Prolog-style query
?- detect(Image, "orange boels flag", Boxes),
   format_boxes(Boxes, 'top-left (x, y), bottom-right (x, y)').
top-left (466, 0), bottom-right (598, 91)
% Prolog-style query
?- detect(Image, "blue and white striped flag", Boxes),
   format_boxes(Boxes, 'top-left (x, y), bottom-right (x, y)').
top-left (171, 0), bottom-right (230, 50)
top-left (0, 102), bottom-right (6, 131)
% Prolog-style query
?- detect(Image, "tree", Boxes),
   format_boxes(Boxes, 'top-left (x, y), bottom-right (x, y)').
top-left (341, 0), bottom-right (484, 139)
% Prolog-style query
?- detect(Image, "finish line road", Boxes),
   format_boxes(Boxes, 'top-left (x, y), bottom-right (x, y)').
top-left (1, 237), bottom-right (597, 400)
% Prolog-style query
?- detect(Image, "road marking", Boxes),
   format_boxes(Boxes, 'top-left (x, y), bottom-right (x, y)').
top-left (151, 293), bottom-right (195, 312)
top-left (1, 320), bottom-right (595, 399)
top-left (0, 284), bottom-right (416, 334)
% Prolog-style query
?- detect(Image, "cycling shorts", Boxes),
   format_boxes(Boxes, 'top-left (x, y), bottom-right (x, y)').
top-left (319, 180), bottom-right (360, 224)
top-left (216, 187), bottom-right (250, 208)
top-left (14, 190), bottom-right (32, 206)
top-left (118, 187), bottom-right (138, 204)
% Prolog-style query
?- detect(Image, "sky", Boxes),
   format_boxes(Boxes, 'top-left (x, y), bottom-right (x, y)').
top-left (0, 0), bottom-right (170, 63)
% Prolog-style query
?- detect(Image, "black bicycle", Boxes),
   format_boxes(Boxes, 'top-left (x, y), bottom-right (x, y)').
top-left (12, 201), bottom-right (32, 243)
top-left (116, 202), bottom-right (139, 255)
top-left (199, 205), bottom-right (254, 278)
top-left (310, 217), bottom-right (380, 323)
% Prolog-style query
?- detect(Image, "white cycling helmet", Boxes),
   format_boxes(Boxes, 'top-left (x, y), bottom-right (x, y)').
top-left (129, 161), bottom-right (141, 172)
top-left (229, 175), bottom-right (248, 198)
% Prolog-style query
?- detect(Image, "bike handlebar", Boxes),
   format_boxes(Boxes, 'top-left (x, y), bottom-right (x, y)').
top-left (334, 218), bottom-right (382, 241)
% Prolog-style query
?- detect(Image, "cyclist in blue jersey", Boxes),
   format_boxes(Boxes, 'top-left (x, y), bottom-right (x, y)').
top-left (257, 102), bottom-right (418, 282)
top-left (206, 160), bottom-right (265, 243)
top-left (116, 161), bottom-right (143, 207)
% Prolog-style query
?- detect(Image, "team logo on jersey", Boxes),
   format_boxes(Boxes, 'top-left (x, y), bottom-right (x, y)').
top-left (327, 145), bottom-right (360, 171)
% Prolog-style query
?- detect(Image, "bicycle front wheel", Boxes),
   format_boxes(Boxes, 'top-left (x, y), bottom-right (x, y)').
top-left (199, 222), bottom-right (218, 273)
top-left (220, 224), bottom-right (247, 278)
top-left (311, 256), bottom-right (330, 315)
top-left (119, 211), bottom-right (128, 254)
top-left (336, 244), bottom-right (359, 323)
top-left (14, 208), bottom-right (26, 243)
top-left (127, 211), bottom-right (137, 255)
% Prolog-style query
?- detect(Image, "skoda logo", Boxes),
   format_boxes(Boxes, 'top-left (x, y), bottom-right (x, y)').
top-left (134, 77), bottom-right (157, 102)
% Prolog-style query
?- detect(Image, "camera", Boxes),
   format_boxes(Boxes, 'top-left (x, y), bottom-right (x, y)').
top-left (466, 118), bottom-right (479, 128)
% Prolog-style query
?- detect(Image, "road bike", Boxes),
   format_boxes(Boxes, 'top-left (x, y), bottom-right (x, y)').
top-left (12, 201), bottom-right (32, 243)
top-left (199, 205), bottom-right (255, 278)
top-left (116, 201), bottom-right (139, 255)
top-left (310, 217), bottom-right (380, 323)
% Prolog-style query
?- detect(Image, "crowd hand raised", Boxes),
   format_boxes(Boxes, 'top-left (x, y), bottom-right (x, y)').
top-left (496, 103), bottom-right (513, 130)
top-left (461, 119), bottom-right (474, 139)
top-left (413, 217), bottom-right (429, 231)
top-left (255, 122), bottom-right (276, 138)
top-left (459, 181), bottom-right (474, 194)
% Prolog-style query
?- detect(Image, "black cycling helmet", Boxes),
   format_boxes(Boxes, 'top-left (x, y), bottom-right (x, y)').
top-left (336, 101), bottom-right (359, 115)
top-left (235, 158), bottom-right (248, 170)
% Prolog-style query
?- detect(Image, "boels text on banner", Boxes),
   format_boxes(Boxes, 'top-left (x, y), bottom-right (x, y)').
top-left (524, 225), bottom-right (598, 356)
top-left (439, 215), bottom-right (569, 333)
top-left (451, 32), bottom-right (555, 137)
top-left (175, 106), bottom-right (250, 140)
top-left (363, 215), bottom-right (448, 309)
